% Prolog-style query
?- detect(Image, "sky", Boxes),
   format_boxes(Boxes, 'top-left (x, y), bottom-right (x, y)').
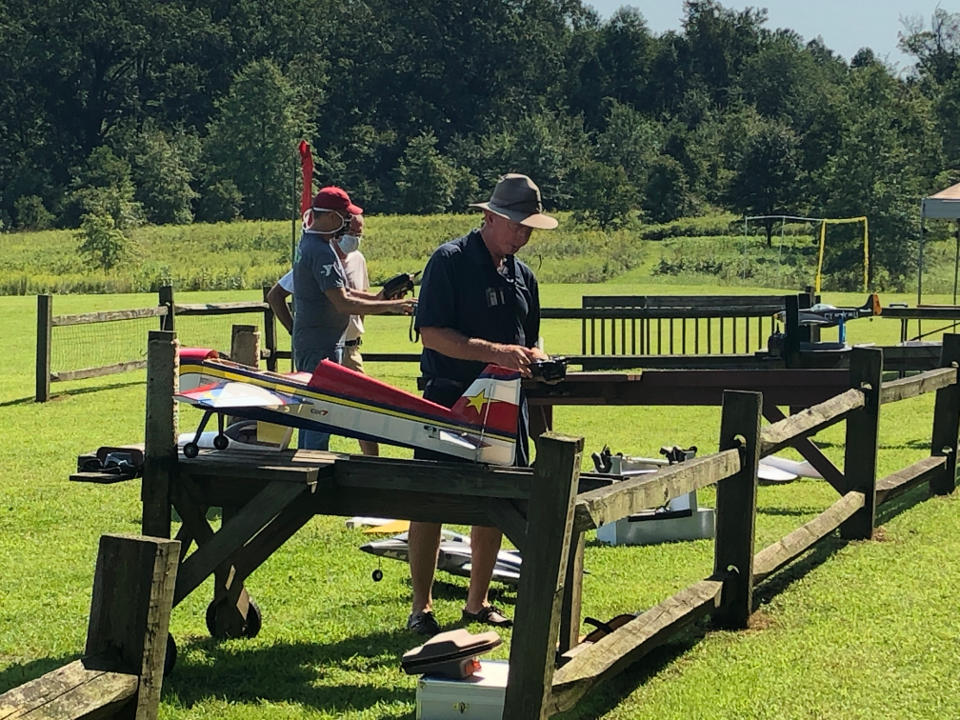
top-left (586, 1), bottom-right (960, 72)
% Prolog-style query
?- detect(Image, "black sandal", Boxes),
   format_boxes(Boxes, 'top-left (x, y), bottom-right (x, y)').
top-left (461, 605), bottom-right (512, 628)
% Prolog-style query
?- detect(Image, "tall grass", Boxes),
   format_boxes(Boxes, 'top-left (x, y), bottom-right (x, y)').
top-left (5, 211), bottom-right (956, 296)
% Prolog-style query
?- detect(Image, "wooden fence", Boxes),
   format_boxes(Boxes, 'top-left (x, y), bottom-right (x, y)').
top-left (544, 337), bottom-right (960, 714)
top-left (34, 287), bottom-right (278, 401)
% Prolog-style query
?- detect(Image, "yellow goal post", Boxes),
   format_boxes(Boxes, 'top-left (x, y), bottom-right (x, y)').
top-left (815, 216), bottom-right (869, 293)
top-left (743, 214), bottom-right (869, 293)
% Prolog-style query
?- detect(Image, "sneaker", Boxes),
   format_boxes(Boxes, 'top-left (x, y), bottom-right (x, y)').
top-left (461, 604), bottom-right (512, 628)
top-left (407, 610), bottom-right (441, 636)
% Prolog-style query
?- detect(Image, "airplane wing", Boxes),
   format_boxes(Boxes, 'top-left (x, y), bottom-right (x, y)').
top-left (175, 381), bottom-right (304, 410)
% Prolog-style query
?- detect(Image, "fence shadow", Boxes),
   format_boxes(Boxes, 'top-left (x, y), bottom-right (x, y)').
top-left (166, 628), bottom-right (422, 713)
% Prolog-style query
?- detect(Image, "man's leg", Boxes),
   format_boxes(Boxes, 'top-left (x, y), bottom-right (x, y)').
top-left (465, 525), bottom-right (503, 613)
top-left (408, 521), bottom-right (442, 615)
top-left (342, 347), bottom-right (379, 456)
top-left (295, 350), bottom-right (330, 450)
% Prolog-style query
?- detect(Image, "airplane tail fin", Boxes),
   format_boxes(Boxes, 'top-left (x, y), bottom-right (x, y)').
top-left (449, 365), bottom-right (521, 465)
top-left (864, 293), bottom-right (881, 316)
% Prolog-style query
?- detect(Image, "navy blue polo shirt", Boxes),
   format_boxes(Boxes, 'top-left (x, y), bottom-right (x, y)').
top-left (416, 229), bottom-right (541, 384)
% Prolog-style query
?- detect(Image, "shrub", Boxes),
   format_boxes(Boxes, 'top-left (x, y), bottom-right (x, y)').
top-left (76, 213), bottom-right (131, 270)
top-left (14, 195), bottom-right (54, 230)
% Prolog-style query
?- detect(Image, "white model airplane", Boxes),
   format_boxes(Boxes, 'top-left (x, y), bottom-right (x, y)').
top-left (360, 529), bottom-right (522, 586)
top-left (175, 348), bottom-right (521, 465)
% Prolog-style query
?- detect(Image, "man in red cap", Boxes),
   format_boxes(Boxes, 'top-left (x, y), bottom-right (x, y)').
top-left (292, 186), bottom-right (416, 450)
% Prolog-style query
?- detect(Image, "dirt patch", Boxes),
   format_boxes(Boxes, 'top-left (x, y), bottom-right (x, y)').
top-left (747, 610), bottom-right (777, 631)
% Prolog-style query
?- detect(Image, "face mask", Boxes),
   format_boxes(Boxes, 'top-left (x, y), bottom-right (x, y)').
top-left (338, 233), bottom-right (361, 253)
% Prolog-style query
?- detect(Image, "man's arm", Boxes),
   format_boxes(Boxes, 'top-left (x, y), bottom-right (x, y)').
top-left (419, 326), bottom-right (545, 375)
top-left (266, 283), bottom-right (293, 334)
top-left (324, 287), bottom-right (415, 316)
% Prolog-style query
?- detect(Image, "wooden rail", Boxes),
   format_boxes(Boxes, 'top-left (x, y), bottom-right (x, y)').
top-left (753, 491), bottom-right (865, 583)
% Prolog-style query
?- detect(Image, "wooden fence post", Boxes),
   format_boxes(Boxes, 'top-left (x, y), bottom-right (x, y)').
top-left (931, 334), bottom-right (960, 495)
top-left (0, 535), bottom-right (179, 720)
top-left (158, 285), bottom-right (175, 332)
top-left (142, 331), bottom-right (178, 539)
top-left (230, 324), bottom-right (260, 368)
top-left (503, 433), bottom-right (583, 720)
top-left (841, 347), bottom-right (882, 539)
top-left (35, 293), bottom-right (52, 402)
top-left (712, 390), bottom-right (761, 629)
top-left (558, 531), bottom-right (585, 656)
top-left (262, 285), bottom-right (278, 372)
top-left (86, 534), bottom-right (180, 720)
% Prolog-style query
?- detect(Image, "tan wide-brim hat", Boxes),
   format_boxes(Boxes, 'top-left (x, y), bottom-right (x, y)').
top-left (469, 173), bottom-right (558, 230)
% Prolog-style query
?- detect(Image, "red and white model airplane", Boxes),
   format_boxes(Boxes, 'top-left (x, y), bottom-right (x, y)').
top-left (175, 348), bottom-right (521, 465)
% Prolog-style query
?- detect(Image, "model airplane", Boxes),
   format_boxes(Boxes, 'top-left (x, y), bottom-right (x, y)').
top-left (775, 293), bottom-right (881, 343)
top-left (360, 529), bottom-right (522, 586)
top-left (175, 348), bottom-right (521, 465)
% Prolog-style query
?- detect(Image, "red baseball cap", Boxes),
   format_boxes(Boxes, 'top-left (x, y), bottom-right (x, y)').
top-left (312, 186), bottom-right (363, 215)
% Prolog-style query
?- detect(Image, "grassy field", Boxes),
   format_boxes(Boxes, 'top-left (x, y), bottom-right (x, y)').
top-left (3, 279), bottom-right (960, 719)
top-left (4, 211), bottom-right (960, 295)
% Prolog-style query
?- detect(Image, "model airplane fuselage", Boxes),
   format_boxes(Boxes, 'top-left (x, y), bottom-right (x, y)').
top-left (176, 348), bottom-right (521, 465)
top-left (361, 529), bottom-right (522, 586)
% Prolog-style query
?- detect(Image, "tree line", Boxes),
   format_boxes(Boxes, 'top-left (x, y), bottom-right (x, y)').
top-left (2, 0), bottom-right (959, 287)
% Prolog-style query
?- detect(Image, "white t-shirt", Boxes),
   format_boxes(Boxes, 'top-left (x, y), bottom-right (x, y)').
top-left (278, 252), bottom-right (369, 341)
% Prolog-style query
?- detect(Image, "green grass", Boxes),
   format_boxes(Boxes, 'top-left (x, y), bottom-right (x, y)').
top-left (3, 280), bottom-right (960, 719)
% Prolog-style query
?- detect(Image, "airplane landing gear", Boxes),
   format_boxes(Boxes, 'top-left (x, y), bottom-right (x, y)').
top-left (205, 597), bottom-right (262, 639)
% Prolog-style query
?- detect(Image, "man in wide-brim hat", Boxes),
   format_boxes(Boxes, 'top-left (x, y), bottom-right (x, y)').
top-left (405, 173), bottom-right (557, 636)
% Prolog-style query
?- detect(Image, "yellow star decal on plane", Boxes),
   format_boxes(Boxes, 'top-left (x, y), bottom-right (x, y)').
top-left (465, 389), bottom-right (488, 415)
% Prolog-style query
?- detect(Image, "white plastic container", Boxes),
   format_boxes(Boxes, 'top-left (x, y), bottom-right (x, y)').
top-left (416, 660), bottom-right (508, 719)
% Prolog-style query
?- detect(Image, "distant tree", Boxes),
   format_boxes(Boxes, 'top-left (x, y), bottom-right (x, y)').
top-left (594, 99), bottom-right (663, 188)
top-left (725, 118), bottom-right (803, 245)
top-left (683, 0), bottom-right (767, 109)
top-left (643, 156), bottom-right (691, 223)
top-left (69, 146), bottom-right (143, 231)
top-left (394, 132), bottom-right (457, 214)
top-left (203, 59), bottom-right (313, 219)
top-left (572, 161), bottom-right (637, 229)
top-left (813, 64), bottom-right (938, 290)
top-left (899, 9), bottom-right (960, 86)
top-left (128, 126), bottom-right (198, 225)
top-left (13, 195), bottom-right (54, 230)
top-left (467, 111), bottom-right (591, 209)
top-left (195, 179), bottom-right (243, 223)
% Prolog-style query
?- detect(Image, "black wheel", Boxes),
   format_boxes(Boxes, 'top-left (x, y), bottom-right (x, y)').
top-left (213, 434), bottom-right (229, 450)
top-left (244, 599), bottom-right (262, 638)
top-left (206, 597), bottom-right (262, 639)
top-left (163, 633), bottom-right (177, 676)
top-left (372, 568), bottom-right (383, 582)
top-left (183, 443), bottom-right (199, 459)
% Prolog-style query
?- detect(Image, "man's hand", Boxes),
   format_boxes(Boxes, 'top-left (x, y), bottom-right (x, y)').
top-left (492, 344), bottom-right (541, 377)
top-left (385, 298), bottom-right (417, 315)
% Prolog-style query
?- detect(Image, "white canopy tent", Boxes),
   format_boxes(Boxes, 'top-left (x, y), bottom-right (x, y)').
top-left (920, 182), bottom-right (960, 304)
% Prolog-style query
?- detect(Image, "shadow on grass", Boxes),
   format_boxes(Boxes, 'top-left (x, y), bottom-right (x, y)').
top-left (165, 628), bottom-right (422, 713)
top-left (0, 396), bottom-right (34, 408)
top-left (752, 534), bottom-right (846, 607)
top-left (875, 482), bottom-right (936, 525)
top-left (552, 623), bottom-right (709, 720)
top-left (0, 653), bottom-right (78, 694)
